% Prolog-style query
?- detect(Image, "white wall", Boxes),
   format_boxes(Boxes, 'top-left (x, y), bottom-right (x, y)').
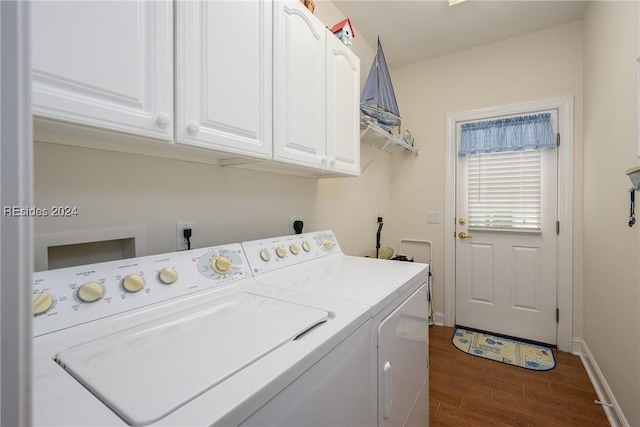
top-left (583, 2), bottom-right (640, 425)
top-left (387, 22), bottom-right (585, 336)
top-left (33, 1), bottom-right (385, 262)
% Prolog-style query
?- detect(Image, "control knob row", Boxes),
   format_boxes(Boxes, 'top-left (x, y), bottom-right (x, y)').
top-left (32, 267), bottom-right (180, 316)
top-left (259, 241), bottom-right (312, 262)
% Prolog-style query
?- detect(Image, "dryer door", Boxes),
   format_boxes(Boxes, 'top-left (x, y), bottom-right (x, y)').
top-left (378, 283), bottom-right (428, 427)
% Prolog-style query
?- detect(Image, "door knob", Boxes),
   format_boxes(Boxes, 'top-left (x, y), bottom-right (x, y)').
top-left (458, 232), bottom-right (472, 239)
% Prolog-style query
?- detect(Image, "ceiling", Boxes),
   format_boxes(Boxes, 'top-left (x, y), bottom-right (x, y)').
top-left (331, 0), bottom-right (587, 68)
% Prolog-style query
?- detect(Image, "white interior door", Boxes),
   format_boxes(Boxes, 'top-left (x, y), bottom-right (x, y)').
top-left (455, 111), bottom-right (558, 345)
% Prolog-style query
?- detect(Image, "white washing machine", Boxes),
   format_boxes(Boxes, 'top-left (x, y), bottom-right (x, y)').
top-left (242, 230), bottom-right (430, 427)
top-left (32, 242), bottom-right (374, 426)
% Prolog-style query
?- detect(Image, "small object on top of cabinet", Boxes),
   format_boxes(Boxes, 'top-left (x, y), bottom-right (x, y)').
top-left (299, 0), bottom-right (315, 13)
top-left (331, 18), bottom-right (355, 48)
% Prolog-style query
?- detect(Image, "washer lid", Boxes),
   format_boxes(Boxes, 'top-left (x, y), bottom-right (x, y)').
top-left (55, 293), bottom-right (329, 426)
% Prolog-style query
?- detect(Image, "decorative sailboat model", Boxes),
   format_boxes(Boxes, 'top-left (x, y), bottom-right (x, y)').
top-left (360, 38), bottom-right (401, 128)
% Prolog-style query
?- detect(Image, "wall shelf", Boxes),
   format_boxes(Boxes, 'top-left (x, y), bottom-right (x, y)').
top-left (360, 122), bottom-right (419, 171)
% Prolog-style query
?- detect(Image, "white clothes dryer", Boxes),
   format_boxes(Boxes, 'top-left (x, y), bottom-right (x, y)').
top-left (242, 230), bottom-right (430, 427)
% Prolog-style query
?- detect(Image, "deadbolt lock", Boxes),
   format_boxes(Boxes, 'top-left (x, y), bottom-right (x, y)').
top-left (458, 218), bottom-right (467, 225)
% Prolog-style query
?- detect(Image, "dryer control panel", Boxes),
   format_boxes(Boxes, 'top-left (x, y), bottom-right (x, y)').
top-left (242, 230), bottom-right (342, 275)
top-left (32, 244), bottom-right (251, 336)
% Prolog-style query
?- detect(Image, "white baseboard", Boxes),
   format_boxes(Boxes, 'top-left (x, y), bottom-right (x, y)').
top-left (572, 338), bottom-right (629, 427)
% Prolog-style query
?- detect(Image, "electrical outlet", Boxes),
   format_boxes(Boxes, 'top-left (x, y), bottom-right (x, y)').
top-left (176, 222), bottom-right (194, 251)
top-left (290, 216), bottom-right (303, 234)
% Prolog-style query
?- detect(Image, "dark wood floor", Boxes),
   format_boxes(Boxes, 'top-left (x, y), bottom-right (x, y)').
top-left (426, 325), bottom-right (609, 426)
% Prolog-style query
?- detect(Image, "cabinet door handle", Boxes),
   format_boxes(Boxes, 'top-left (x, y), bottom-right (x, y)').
top-left (187, 122), bottom-right (200, 134)
top-left (329, 158), bottom-right (337, 166)
top-left (156, 113), bottom-right (170, 127)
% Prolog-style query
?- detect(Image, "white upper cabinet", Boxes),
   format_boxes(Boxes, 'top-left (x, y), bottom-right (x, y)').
top-left (273, 0), bottom-right (327, 169)
top-left (31, 0), bottom-right (360, 177)
top-left (31, 1), bottom-right (173, 140)
top-left (273, 1), bottom-right (360, 176)
top-left (326, 29), bottom-right (360, 176)
top-left (176, 1), bottom-right (272, 159)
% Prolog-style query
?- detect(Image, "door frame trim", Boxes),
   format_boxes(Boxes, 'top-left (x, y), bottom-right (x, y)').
top-left (444, 96), bottom-right (574, 352)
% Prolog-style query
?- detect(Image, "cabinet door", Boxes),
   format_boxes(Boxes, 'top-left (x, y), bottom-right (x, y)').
top-left (31, 1), bottom-right (173, 140)
top-left (273, 0), bottom-right (326, 169)
top-left (326, 32), bottom-right (361, 176)
top-left (176, 1), bottom-right (272, 159)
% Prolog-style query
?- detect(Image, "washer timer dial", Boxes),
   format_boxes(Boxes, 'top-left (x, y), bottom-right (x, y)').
top-left (197, 248), bottom-right (245, 280)
top-left (212, 256), bottom-right (232, 275)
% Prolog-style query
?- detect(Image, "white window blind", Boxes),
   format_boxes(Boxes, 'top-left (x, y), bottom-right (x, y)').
top-left (468, 150), bottom-right (542, 232)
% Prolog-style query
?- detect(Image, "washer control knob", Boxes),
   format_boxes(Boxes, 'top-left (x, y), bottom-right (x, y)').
top-left (275, 247), bottom-right (287, 258)
top-left (302, 241), bottom-right (312, 252)
top-left (260, 248), bottom-right (271, 262)
top-left (322, 237), bottom-right (333, 250)
top-left (122, 274), bottom-right (145, 293)
top-left (77, 282), bottom-right (105, 303)
top-left (290, 244), bottom-right (300, 255)
top-left (212, 256), bottom-right (232, 275)
top-left (158, 267), bottom-right (178, 284)
top-left (33, 292), bottom-right (53, 316)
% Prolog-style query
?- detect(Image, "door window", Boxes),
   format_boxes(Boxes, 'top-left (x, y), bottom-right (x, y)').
top-left (468, 150), bottom-right (542, 232)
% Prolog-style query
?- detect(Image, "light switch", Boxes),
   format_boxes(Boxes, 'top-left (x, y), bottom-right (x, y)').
top-left (427, 211), bottom-right (439, 224)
